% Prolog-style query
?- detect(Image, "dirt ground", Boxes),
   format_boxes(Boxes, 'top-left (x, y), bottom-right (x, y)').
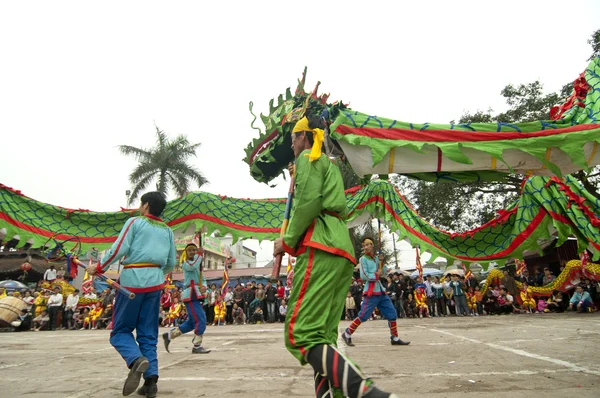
top-left (1, 313), bottom-right (599, 398)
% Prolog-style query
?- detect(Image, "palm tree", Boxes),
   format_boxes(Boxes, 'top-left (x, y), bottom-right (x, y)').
top-left (119, 125), bottom-right (208, 205)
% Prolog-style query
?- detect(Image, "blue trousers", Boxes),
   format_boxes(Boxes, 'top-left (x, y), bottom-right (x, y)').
top-left (357, 293), bottom-right (397, 322)
top-left (110, 290), bottom-right (160, 378)
top-left (178, 300), bottom-right (207, 336)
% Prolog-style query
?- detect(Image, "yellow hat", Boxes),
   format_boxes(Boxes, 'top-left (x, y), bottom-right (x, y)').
top-left (292, 116), bottom-right (325, 162)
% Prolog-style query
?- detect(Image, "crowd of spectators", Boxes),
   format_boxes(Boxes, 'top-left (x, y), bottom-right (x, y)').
top-left (344, 267), bottom-right (598, 320)
top-left (3, 264), bottom-right (597, 332)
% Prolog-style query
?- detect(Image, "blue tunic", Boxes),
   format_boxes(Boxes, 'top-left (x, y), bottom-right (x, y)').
top-left (181, 254), bottom-right (206, 302)
top-left (100, 215), bottom-right (176, 293)
top-left (359, 255), bottom-right (388, 295)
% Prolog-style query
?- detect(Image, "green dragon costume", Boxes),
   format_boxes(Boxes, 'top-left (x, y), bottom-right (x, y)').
top-left (0, 58), bottom-right (598, 272)
top-left (1, 174), bottom-right (598, 266)
top-left (281, 147), bottom-right (356, 363)
top-left (244, 57), bottom-right (600, 184)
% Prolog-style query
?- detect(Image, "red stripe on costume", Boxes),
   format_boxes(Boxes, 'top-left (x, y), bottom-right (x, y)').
top-left (168, 213), bottom-right (280, 234)
top-left (188, 297), bottom-right (200, 335)
top-left (316, 378), bottom-right (327, 394)
top-left (282, 240), bottom-right (298, 257)
top-left (332, 350), bottom-right (339, 388)
top-left (303, 241), bottom-right (357, 265)
top-left (0, 212), bottom-right (115, 244)
top-left (334, 123), bottom-right (598, 142)
top-left (360, 257), bottom-right (379, 296)
top-left (302, 223), bottom-right (357, 264)
top-left (436, 148), bottom-right (443, 172)
top-left (125, 283), bottom-right (165, 293)
top-left (358, 295), bottom-right (370, 320)
top-left (100, 219), bottom-right (136, 269)
top-left (389, 320), bottom-right (398, 337)
top-left (347, 318), bottom-right (362, 334)
top-left (288, 248), bottom-right (316, 356)
top-left (353, 196), bottom-right (548, 261)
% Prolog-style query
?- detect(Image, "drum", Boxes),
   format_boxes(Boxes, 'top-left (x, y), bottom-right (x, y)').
top-left (0, 296), bottom-right (27, 327)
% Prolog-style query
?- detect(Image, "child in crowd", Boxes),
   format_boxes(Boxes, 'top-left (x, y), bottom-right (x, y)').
top-left (345, 291), bottom-right (356, 320)
top-left (519, 282), bottom-right (536, 313)
top-left (32, 310), bottom-right (49, 331)
top-left (474, 286), bottom-right (483, 315)
top-left (404, 293), bottom-right (416, 318)
top-left (467, 287), bottom-right (478, 316)
top-left (483, 290), bottom-right (497, 315)
top-left (279, 300), bottom-right (287, 323)
top-left (233, 303), bottom-right (245, 325)
top-left (252, 306), bottom-right (264, 324)
top-left (414, 286), bottom-right (429, 318)
top-left (213, 297), bottom-right (226, 326)
top-left (545, 290), bottom-right (566, 313)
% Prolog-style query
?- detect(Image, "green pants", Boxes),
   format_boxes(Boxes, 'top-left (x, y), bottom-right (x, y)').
top-left (285, 247), bottom-right (354, 364)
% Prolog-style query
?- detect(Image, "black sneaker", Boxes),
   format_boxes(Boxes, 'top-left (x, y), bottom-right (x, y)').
top-left (341, 332), bottom-right (355, 346)
top-left (162, 333), bottom-right (171, 353)
top-left (136, 377), bottom-right (157, 398)
top-left (390, 336), bottom-right (410, 346)
top-left (192, 346), bottom-right (211, 354)
top-left (123, 356), bottom-right (149, 396)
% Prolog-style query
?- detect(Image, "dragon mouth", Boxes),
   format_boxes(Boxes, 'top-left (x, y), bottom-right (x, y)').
top-left (249, 129), bottom-right (280, 166)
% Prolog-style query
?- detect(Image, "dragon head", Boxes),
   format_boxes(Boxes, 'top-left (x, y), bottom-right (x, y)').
top-left (243, 67), bottom-right (347, 184)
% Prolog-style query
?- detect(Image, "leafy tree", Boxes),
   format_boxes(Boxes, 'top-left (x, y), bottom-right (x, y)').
top-left (587, 28), bottom-right (600, 61)
top-left (392, 174), bottom-right (520, 232)
top-left (336, 158), bottom-right (364, 189)
top-left (495, 81), bottom-right (562, 123)
top-left (350, 220), bottom-right (395, 267)
top-left (119, 125), bottom-right (208, 205)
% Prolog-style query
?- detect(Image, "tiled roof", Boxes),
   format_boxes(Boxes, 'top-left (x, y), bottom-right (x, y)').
top-left (0, 252), bottom-right (52, 274)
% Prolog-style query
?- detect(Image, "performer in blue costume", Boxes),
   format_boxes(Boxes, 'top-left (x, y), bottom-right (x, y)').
top-left (342, 237), bottom-right (410, 347)
top-left (89, 192), bottom-right (176, 398)
top-left (162, 243), bottom-right (211, 354)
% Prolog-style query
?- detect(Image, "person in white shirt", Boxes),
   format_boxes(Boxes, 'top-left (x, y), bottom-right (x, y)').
top-left (33, 310), bottom-right (50, 331)
top-left (47, 287), bottom-right (63, 331)
top-left (224, 288), bottom-right (234, 325)
top-left (279, 299), bottom-right (287, 323)
top-left (22, 291), bottom-right (34, 312)
top-left (44, 265), bottom-right (57, 282)
top-left (64, 289), bottom-right (80, 330)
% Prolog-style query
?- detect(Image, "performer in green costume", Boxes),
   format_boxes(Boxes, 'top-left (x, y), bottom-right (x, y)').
top-left (274, 116), bottom-right (398, 398)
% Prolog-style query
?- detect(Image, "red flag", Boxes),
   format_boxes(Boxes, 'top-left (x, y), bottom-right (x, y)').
top-left (461, 263), bottom-right (473, 280)
top-left (165, 272), bottom-right (174, 287)
top-left (220, 258), bottom-right (230, 296)
top-left (415, 247), bottom-right (423, 279)
top-left (515, 259), bottom-right (526, 276)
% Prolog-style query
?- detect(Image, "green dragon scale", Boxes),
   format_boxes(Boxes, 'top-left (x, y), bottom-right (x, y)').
top-left (1, 175), bottom-right (598, 268)
top-left (244, 57), bottom-right (600, 184)
top-left (1, 59), bottom-right (599, 268)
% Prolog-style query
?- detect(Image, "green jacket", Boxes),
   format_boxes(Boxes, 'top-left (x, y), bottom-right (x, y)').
top-left (282, 150), bottom-right (356, 264)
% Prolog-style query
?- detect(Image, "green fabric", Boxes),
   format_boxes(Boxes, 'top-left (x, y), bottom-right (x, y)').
top-left (283, 150), bottom-right (355, 261)
top-left (284, 248), bottom-right (353, 364)
top-left (1, 174), bottom-right (598, 266)
top-left (244, 57), bottom-right (600, 184)
top-left (329, 115), bottom-right (600, 176)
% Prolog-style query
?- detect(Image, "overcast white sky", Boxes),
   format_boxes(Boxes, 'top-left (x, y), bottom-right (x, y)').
top-left (1, 1), bottom-right (598, 268)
